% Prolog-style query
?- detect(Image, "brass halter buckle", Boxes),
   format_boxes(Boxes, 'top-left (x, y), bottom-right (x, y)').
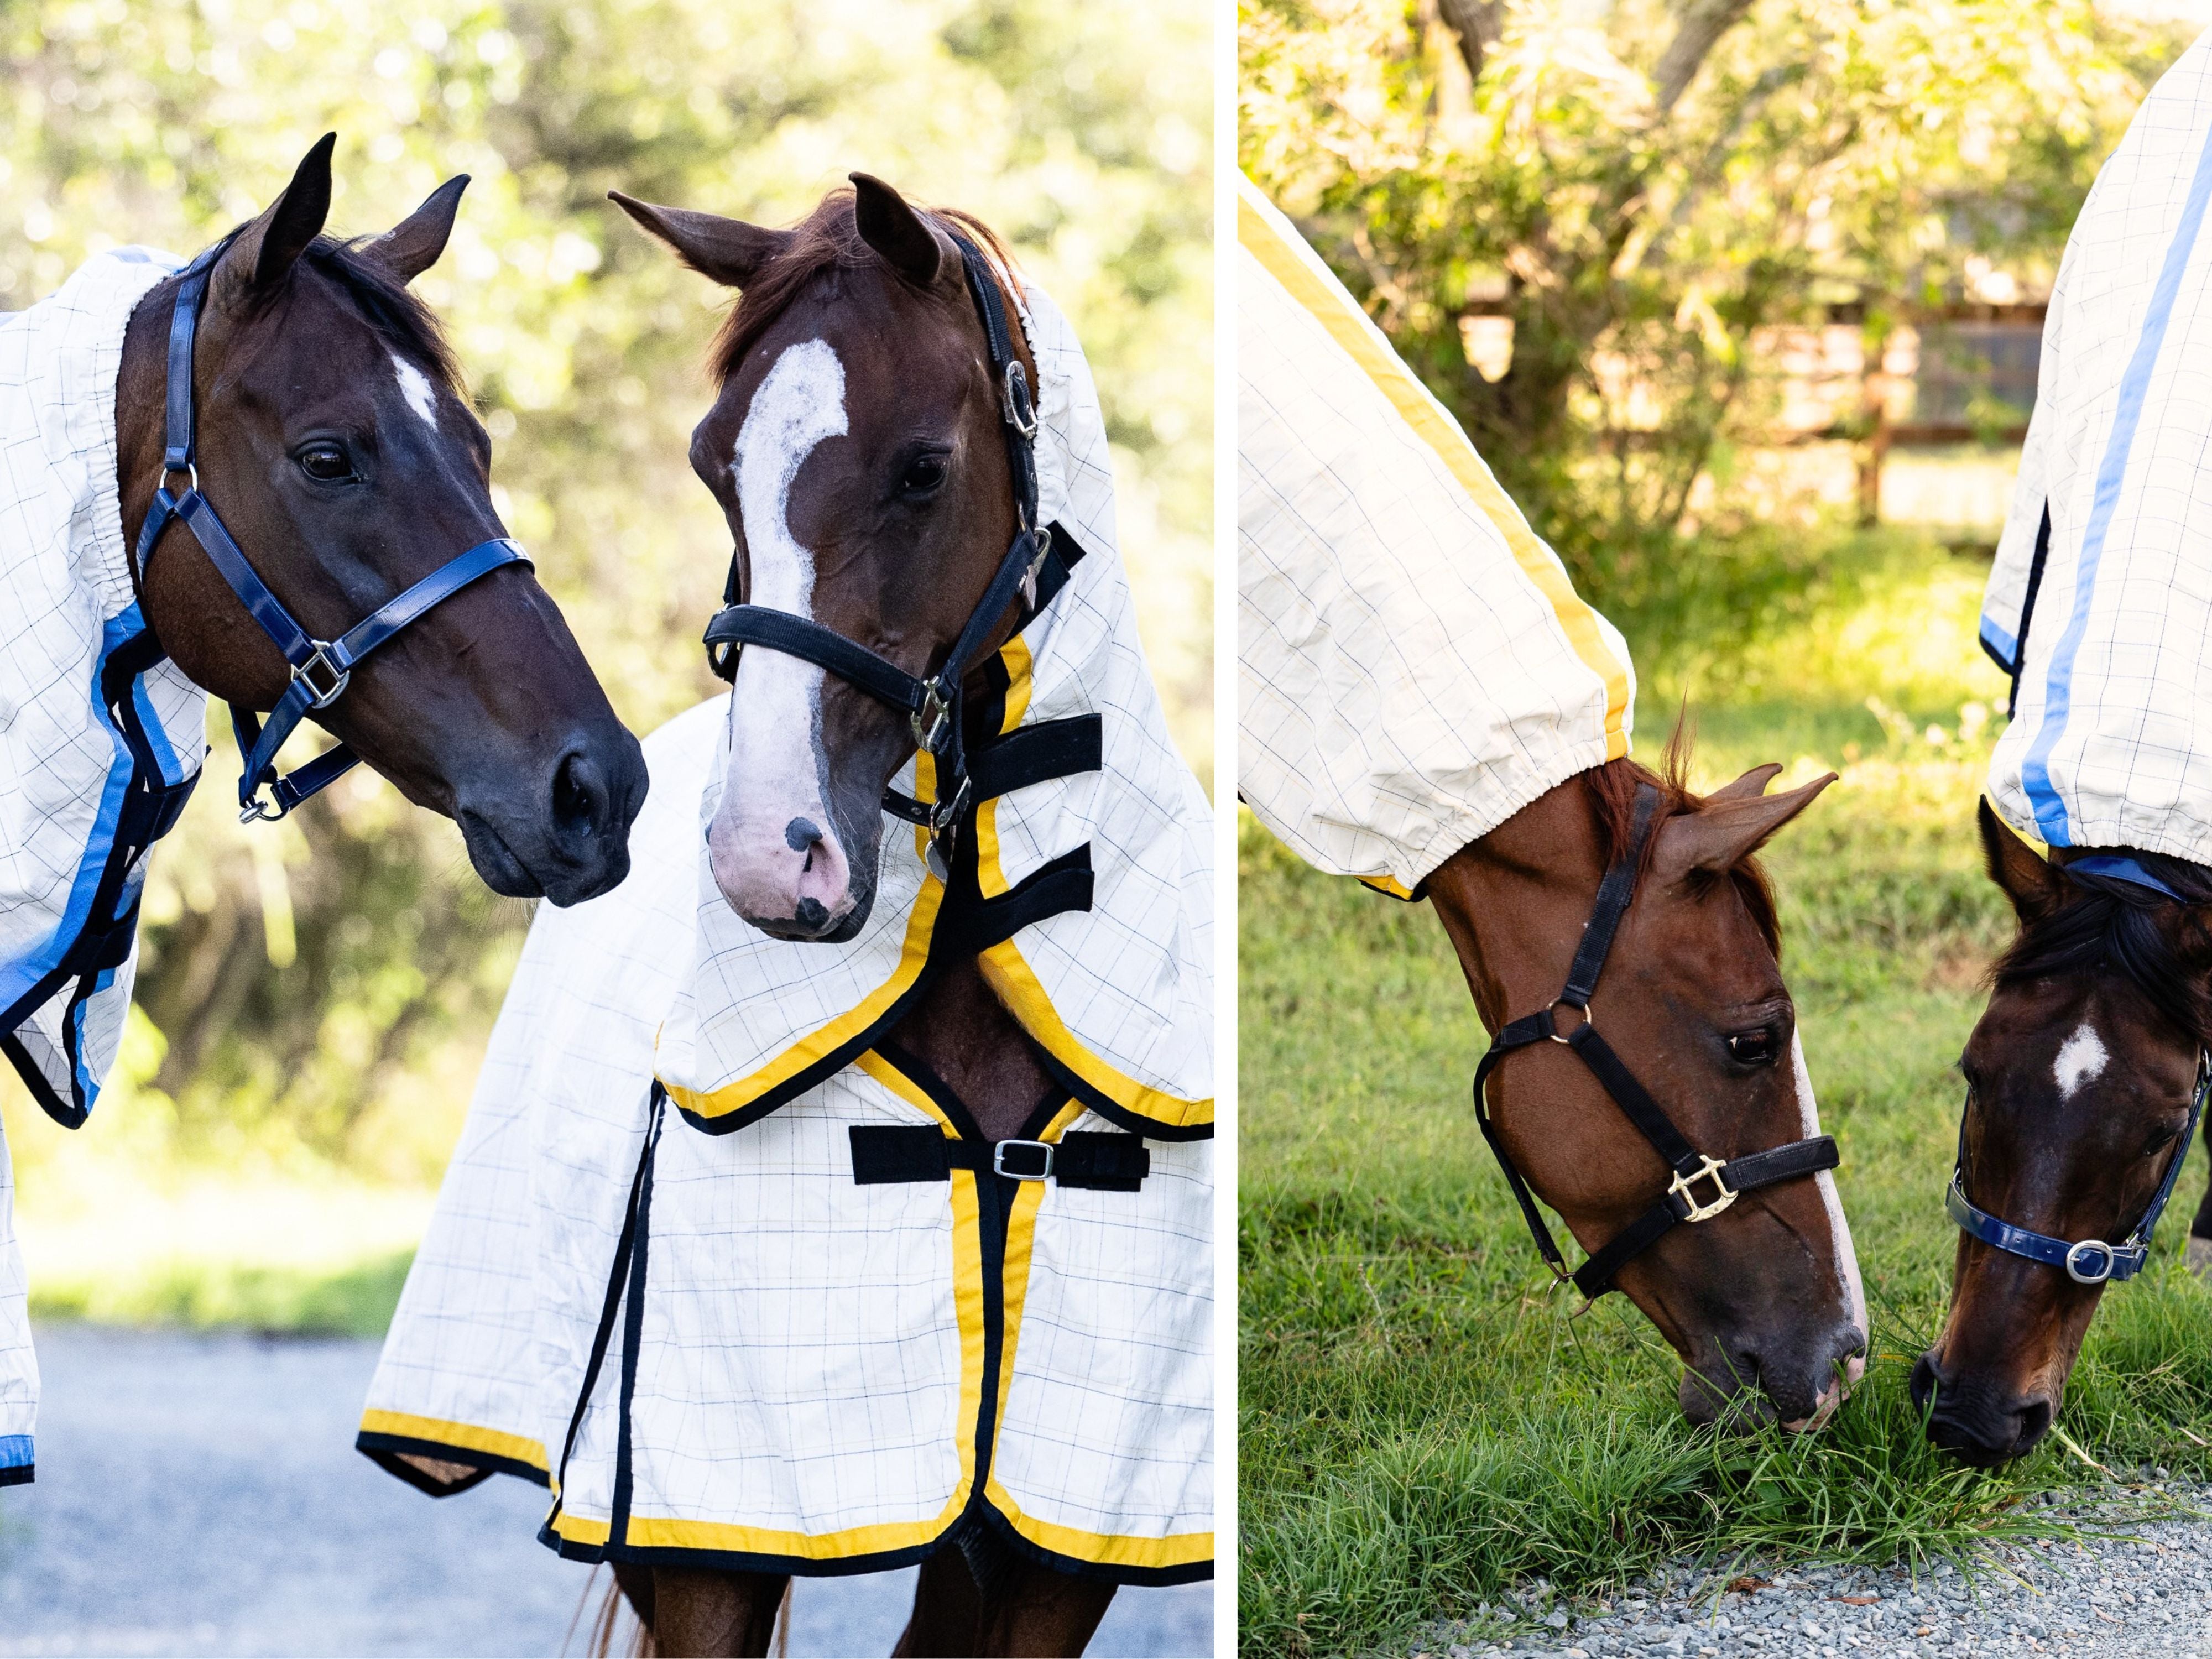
top-left (1669, 1154), bottom-right (1738, 1223)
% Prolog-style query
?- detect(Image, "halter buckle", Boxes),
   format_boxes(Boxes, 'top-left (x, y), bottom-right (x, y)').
top-left (1669, 1154), bottom-right (1738, 1223)
top-left (994, 1139), bottom-right (1054, 1181)
top-left (293, 645), bottom-right (351, 709)
top-left (2064, 1238), bottom-right (2119, 1285)
top-left (1001, 361), bottom-right (1038, 439)
top-left (239, 792), bottom-right (281, 825)
top-left (912, 681), bottom-right (953, 753)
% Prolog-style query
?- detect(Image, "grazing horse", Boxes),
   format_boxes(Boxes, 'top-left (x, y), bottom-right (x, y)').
top-left (357, 176), bottom-right (1211, 1659)
top-left (1911, 33), bottom-right (2212, 1464)
top-left (1237, 173), bottom-right (1866, 1428)
top-left (0, 134), bottom-right (641, 1490)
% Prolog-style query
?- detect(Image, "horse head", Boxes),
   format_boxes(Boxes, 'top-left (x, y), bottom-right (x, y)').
top-left (1911, 799), bottom-right (2212, 1465)
top-left (612, 175), bottom-right (1030, 942)
top-left (1434, 759), bottom-right (1867, 1430)
top-left (121, 135), bottom-right (645, 905)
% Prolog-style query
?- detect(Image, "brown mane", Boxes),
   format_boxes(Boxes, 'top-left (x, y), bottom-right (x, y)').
top-left (1580, 726), bottom-right (1784, 959)
top-left (709, 190), bottom-right (1020, 385)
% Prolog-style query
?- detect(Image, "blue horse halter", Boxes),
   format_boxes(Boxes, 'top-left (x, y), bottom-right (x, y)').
top-left (133, 235), bottom-right (531, 822)
top-left (1947, 856), bottom-right (2210, 1285)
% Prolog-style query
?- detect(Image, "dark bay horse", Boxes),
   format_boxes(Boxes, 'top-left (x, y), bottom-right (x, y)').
top-left (591, 176), bottom-right (1130, 1657)
top-left (1911, 802), bottom-right (2212, 1465)
top-left (122, 135), bottom-right (643, 902)
top-left (1443, 753), bottom-right (1867, 1428)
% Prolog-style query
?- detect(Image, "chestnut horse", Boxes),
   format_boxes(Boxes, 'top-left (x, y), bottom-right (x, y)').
top-left (124, 136), bottom-right (643, 902)
top-left (569, 178), bottom-right (1130, 1657)
top-left (1447, 753), bottom-right (1867, 1428)
top-left (1911, 803), bottom-right (2212, 1464)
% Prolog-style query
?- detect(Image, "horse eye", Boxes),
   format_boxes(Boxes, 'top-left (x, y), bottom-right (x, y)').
top-left (900, 455), bottom-right (947, 496)
top-left (1726, 1030), bottom-right (1777, 1066)
top-left (297, 443), bottom-right (352, 482)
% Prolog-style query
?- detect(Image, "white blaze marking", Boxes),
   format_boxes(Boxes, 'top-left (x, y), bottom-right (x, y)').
top-left (728, 339), bottom-right (848, 820)
top-left (2054, 1021), bottom-right (2109, 1099)
top-left (1794, 1032), bottom-right (1868, 1344)
top-left (392, 353), bottom-right (439, 431)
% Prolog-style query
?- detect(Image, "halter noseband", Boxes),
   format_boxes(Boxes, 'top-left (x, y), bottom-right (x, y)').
top-left (697, 232), bottom-right (1048, 874)
top-left (1945, 856), bottom-right (2210, 1286)
top-left (133, 235), bottom-right (531, 822)
top-left (1471, 782), bottom-right (1843, 1303)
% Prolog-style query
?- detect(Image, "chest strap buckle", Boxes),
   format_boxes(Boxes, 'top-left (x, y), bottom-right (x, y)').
top-left (993, 1139), bottom-right (1054, 1181)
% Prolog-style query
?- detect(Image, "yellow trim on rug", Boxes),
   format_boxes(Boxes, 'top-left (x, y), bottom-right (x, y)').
top-left (978, 941), bottom-right (1213, 1129)
top-left (658, 871), bottom-right (947, 1122)
top-left (1359, 874), bottom-right (1417, 901)
top-left (975, 635), bottom-right (1034, 900)
top-left (358, 1409), bottom-right (548, 1473)
top-left (1236, 175), bottom-right (1631, 758)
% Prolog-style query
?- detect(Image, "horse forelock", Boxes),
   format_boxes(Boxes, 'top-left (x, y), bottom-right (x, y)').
top-left (1582, 732), bottom-right (1785, 961)
top-left (217, 228), bottom-right (466, 398)
top-left (1992, 848), bottom-right (2212, 1047)
top-left (709, 190), bottom-right (1022, 388)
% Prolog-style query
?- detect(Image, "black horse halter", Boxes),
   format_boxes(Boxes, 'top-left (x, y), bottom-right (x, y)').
top-left (1472, 782), bottom-right (1843, 1303)
top-left (1945, 854), bottom-right (2211, 1285)
top-left (698, 233), bottom-right (1048, 874)
top-left (133, 235), bottom-right (531, 822)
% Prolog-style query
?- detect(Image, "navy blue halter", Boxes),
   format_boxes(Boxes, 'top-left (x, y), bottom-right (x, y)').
top-left (1946, 856), bottom-right (2210, 1285)
top-left (132, 236), bottom-right (530, 822)
top-left (698, 233), bottom-right (1047, 872)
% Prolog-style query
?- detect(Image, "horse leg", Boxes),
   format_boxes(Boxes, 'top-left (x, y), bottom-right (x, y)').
top-left (618, 1567), bottom-right (788, 1658)
top-left (2189, 1133), bottom-right (2212, 1276)
top-left (894, 1533), bottom-right (1115, 1658)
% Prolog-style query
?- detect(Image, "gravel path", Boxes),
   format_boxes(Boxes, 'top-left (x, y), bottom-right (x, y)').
top-left (1406, 1481), bottom-right (2212, 1658)
top-left (0, 1324), bottom-right (1209, 1657)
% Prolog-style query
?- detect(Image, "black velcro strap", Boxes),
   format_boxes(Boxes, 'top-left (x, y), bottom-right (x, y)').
top-left (849, 1125), bottom-right (1149, 1191)
top-left (703, 606), bottom-right (924, 709)
top-left (1569, 1136), bottom-right (1841, 1301)
top-left (1720, 1136), bottom-right (1839, 1194)
top-left (969, 716), bottom-right (1103, 802)
top-left (1564, 1024), bottom-right (1701, 1173)
top-left (1572, 1198), bottom-right (1680, 1300)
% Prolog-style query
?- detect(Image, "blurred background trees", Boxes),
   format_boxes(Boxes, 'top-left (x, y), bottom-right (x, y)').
top-left (1240, 0), bottom-right (2189, 607)
top-left (0, 0), bottom-right (1209, 1201)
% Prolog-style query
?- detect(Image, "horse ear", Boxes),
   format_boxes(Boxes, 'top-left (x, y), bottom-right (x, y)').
top-left (364, 175), bottom-right (469, 283)
top-left (1654, 772), bottom-right (1836, 884)
top-left (1705, 763), bottom-right (1785, 804)
top-left (849, 172), bottom-right (953, 288)
top-left (608, 192), bottom-right (791, 289)
top-left (1978, 796), bottom-right (2065, 924)
top-left (214, 132), bottom-right (336, 310)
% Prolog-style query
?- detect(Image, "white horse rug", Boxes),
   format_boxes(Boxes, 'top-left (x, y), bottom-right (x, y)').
top-left (1237, 173), bottom-right (1637, 895)
top-left (0, 247), bottom-right (207, 1485)
top-left (1984, 28), bottom-right (2212, 860)
top-left (359, 279), bottom-right (1213, 1583)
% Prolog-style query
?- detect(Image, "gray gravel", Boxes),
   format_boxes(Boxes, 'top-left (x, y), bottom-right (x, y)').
top-left (1405, 1481), bottom-right (2212, 1658)
top-left (0, 1324), bottom-right (1209, 1657)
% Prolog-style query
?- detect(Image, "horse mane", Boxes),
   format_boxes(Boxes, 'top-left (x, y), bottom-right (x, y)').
top-left (218, 227), bottom-right (466, 395)
top-left (1579, 723), bottom-right (1785, 959)
top-left (1992, 847), bottom-right (2212, 1044)
top-left (708, 189), bottom-right (1020, 385)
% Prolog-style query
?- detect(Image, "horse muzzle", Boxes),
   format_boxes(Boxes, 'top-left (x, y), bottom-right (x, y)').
top-left (1911, 1349), bottom-right (2056, 1467)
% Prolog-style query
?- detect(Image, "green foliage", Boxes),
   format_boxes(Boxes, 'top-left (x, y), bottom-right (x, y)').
top-left (1237, 530), bottom-right (2212, 1657)
top-left (1238, 0), bottom-right (2186, 598)
top-left (0, 0), bottom-right (1209, 1182)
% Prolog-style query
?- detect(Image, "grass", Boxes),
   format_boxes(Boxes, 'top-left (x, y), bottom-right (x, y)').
top-left (1237, 529), bottom-right (2212, 1656)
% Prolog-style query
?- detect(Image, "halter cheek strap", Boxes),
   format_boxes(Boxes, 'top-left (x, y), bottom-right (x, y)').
top-left (1471, 782), bottom-right (1843, 1303)
top-left (133, 238), bottom-right (531, 822)
top-left (697, 232), bottom-right (1053, 872)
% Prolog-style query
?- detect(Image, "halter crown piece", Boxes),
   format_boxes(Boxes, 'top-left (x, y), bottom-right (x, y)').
top-left (1471, 783), bottom-right (1844, 1303)
top-left (133, 234), bottom-right (531, 822)
top-left (698, 232), bottom-right (1051, 877)
top-left (1945, 854), bottom-right (2210, 1285)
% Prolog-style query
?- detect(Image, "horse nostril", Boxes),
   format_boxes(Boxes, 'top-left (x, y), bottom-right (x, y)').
top-left (2015, 1397), bottom-right (2053, 1452)
top-left (552, 750), bottom-right (605, 837)
top-left (786, 816), bottom-right (824, 852)
top-left (1910, 1352), bottom-right (1941, 1415)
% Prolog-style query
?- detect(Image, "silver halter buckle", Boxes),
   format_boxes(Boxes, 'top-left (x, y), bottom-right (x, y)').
top-left (912, 681), bottom-right (953, 753)
top-left (1001, 360), bottom-right (1038, 439)
top-left (294, 644), bottom-right (351, 709)
top-left (1670, 1154), bottom-right (1738, 1223)
top-left (2064, 1239), bottom-right (2118, 1285)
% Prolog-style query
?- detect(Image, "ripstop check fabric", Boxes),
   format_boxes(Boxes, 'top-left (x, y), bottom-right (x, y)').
top-left (1985, 28), bottom-right (2212, 859)
top-left (1237, 174), bottom-right (1637, 895)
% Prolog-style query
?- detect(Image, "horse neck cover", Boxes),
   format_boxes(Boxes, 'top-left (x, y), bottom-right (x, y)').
top-left (0, 247), bottom-right (207, 1131)
top-left (357, 275), bottom-right (1213, 1578)
top-left (1234, 173), bottom-right (1639, 896)
top-left (1985, 29), bottom-right (2212, 860)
